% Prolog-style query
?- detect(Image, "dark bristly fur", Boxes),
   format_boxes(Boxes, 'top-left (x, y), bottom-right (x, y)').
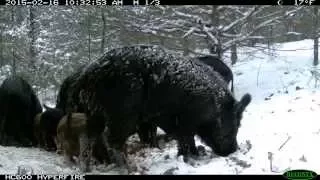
top-left (0, 76), bottom-right (42, 147)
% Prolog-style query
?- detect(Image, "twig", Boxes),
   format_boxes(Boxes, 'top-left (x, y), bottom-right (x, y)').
top-left (278, 136), bottom-right (291, 151)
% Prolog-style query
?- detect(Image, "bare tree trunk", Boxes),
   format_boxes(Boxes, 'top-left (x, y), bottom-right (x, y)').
top-left (230, 28), bottom-right (237, 65)
top-left (209, 5), bottom-right (222, 59)
top-left (159, 36), bottom-right (165, 46)
top-left (87, 10), bottom-right (92, 62)
top-left (231, 43), bottom-right (237, 65)
top-left (0, 34), bottom-right (3, 67)
top-left (314, 38), bottom-right (319, 66)
top-left (100, 8), bottom-right (106, 54)
top-left (182, 38), bottom-right (190, 56)
top-left (29, 7), bottom-right (37, 70)
top-left (12, 48), bottom-right (16, 76)
top-left (267, 25), bottom-right (275, 58)
top-left (313, 7), bottom-right (319, 66)
top-left (267, 27), bottom-right (271, 49)
top-left (10, 7), bottom-right (16, 75)
top-left (88, 33), bottom-right (91, 62)
top-left (147, 35), bottom-right (151, 44)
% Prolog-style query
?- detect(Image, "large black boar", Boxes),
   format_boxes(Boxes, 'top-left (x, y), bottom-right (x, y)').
top-left (38, 104), bottom-right (64, 151)
top-left (71, 45), bottom-right (251, 172)
top-left (197, 55), bottom-right (234, 93)
top-left (0, 76), bottom-right (42, 146)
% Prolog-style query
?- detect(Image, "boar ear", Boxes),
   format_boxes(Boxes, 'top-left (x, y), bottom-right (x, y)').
top-left (236, 93), bottom-right (252, 114)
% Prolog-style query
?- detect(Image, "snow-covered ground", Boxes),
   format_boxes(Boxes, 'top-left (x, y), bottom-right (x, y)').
top-left (1, 39), bottom-right (320, 175)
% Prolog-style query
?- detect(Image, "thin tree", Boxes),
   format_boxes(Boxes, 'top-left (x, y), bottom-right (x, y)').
top-left (313, 6), bottom-right (319, 66)
top-left (100, 8), bottom-right (106, 54)
top-left (28, 6), bottom-right (37, 81)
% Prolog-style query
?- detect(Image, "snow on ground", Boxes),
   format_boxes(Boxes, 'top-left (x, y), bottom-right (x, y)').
top-left (1, 39), bottom-right (320, 175)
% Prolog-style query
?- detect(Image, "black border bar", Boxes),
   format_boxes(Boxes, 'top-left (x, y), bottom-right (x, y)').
top-left (1, 0), bottom-right (318, 5)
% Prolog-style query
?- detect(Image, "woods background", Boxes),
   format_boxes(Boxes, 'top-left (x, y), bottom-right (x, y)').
top-left (0, 6), bottom-right (318, 103)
